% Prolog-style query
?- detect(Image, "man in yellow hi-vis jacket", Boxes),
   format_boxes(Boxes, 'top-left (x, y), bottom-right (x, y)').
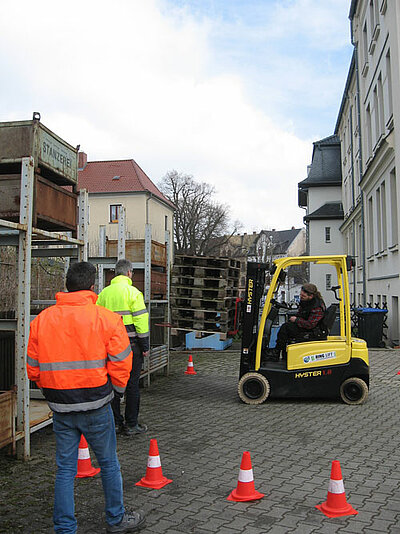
top-left (97, 259), bottom-right (149, 436)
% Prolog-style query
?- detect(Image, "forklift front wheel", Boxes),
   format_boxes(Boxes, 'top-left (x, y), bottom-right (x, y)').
top-left (340, 377), bottom-right (368, 405)
top-left (238, 372), bottom-right (270, 405)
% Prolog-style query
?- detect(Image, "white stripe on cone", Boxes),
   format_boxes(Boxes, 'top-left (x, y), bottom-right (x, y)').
top-left (238, 468), bottom-right (254, 483)
top-left (78, 448), bottom-right (90, 460)
top-left (328, 479), bottom-right (345, 494)
top-left (188, 362), bottom-right (194, 367)
top-left (147, 455), bottom-right (162, 468)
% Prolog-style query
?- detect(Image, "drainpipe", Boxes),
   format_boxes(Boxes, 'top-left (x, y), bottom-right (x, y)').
top-left (351, 18), bottom-right (367, 306)
top-left (146, 193), bottom-right (153, 224)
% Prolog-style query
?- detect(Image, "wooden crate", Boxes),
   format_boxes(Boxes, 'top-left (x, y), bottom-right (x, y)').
top-left (106, 239), bottom-right (167, 268)
top-left (0, 390), bottom-right (16, 451)
top-left (104, 269), bottom-right (167, 299)
top-left (0, 173), bottom-right (77, 232)
top-left (0, 119), bottom-right (78, 185)
top-left (133, 271), bottom-right (167, 299)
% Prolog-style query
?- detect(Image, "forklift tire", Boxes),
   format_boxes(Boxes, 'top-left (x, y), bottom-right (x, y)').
top-left (238, 372), bottom-right (270, 405)
top-left (340, 377), bottom-right (368, 405)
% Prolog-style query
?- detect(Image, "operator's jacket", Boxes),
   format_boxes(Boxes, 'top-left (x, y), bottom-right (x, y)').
top-left (294, 296), bottom-right (326, 333)
top-left (96, 275), bottom-right (150, 354)
top-left (27, 290), bottom-right (132, 413)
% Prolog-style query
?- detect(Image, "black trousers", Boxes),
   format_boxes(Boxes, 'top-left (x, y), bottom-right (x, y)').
top-left (276, 321), bottom-right (308, 351)
top-left (111, 341), bottom-right (143, 427)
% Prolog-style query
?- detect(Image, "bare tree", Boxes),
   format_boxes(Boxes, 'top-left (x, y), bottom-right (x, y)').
top-left (158, 170), bottom-right (241, 255)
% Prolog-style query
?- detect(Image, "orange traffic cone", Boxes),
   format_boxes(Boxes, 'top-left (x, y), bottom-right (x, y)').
top-left (184, 354), bottom-right (197, 375)
top-left (76, 435), bottom-right (100, 478)
top-left (316, 460), bottom-right (358, 517)
top-left (227, 451), bottom-right (264, 502)
top-left (136, 439), bottom-right (172, 489)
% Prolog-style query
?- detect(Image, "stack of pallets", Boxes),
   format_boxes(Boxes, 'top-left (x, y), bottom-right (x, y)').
top-left (171, 255), bottom-right (240, 334)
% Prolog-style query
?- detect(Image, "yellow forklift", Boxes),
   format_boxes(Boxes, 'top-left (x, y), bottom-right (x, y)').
top-left (239, 255), bottom-right (369, 405)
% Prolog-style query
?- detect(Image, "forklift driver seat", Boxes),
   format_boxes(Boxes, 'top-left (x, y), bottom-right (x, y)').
top-left (286, 303), bottom-right (338, 346)
top-left (319, 304), bottom-right (338, 338)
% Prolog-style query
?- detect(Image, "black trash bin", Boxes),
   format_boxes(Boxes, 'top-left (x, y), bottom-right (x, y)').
top-left (355, 308), bottom-right (387, 348)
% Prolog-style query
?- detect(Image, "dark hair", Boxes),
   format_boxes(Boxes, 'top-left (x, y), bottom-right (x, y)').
top-left (115, 259), bottom-right (132, 276)
top-left (66, 262), bottom-right (96, 292)
top-left (302, 283), bottom-right (324, 302)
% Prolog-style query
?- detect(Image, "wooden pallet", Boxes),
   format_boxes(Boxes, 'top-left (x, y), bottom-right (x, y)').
top-left (171, 275), bottom-right (229, 289)
top-left (171, 297), bottom-right (236, 310)
top-left (171, 307), bottom-right (235, 322)
top-left (174, 255), bottom-right (240, 269)
top-left (173, 317), bottom-right (234, 331)
top-left (173, 265), bottom-right (239, 279)
top-left (171, 287), bottom-right (238, 299)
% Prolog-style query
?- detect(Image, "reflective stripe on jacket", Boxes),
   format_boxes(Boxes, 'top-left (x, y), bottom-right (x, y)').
top-left (27, 290), bottom-right (132, 413)
top-left (97, 275), bottom-right (150, 352)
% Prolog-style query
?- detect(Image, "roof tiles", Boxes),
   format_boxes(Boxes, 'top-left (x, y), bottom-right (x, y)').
top-left (78, 159), bottom-right (174, 208)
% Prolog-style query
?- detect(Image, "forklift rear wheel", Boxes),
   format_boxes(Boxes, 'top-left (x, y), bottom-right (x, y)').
top-left (340, 377), bottom-right (368, 405)
top-left (238, 373), bottom-right (270, 405)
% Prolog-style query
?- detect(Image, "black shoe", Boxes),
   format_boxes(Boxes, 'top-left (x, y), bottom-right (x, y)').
top-left (106, 510), bottom-right (146, 533)
top-left (115, 423), bottom-right (126, 435)
top-left (124, 423), bottom-right (148, 436)
top-left (268, 348), bottom-right (281, 362)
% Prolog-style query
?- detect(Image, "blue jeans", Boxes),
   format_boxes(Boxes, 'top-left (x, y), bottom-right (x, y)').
top-left (52, 403), bottom-right (125, 534)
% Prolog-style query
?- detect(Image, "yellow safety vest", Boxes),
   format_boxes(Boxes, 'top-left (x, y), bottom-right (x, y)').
top-left (97, 275), bottom-right (149, 351)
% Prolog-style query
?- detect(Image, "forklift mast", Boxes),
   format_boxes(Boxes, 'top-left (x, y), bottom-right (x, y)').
top-left (240, 262), bottom-right (267, 376)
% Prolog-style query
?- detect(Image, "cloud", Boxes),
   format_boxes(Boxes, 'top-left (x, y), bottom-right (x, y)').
top-left (0, 0), bottom-right (327, 230)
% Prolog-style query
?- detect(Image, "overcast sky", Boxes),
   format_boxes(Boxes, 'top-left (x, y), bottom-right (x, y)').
top-left (0, 0), bottom-right (353, 232)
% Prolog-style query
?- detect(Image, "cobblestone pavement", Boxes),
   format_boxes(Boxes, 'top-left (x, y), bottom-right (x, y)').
top-left (1, 348), bottom-right (400, 533)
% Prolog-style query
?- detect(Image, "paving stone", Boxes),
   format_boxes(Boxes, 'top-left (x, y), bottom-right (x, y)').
top-left (367, 518), bottom-right (396, 531)
top-left (2, 348), bottom-right (400, 534)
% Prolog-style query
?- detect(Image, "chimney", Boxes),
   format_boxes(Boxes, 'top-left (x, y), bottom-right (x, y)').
top-left (78, 151), bottom-right (87, 170)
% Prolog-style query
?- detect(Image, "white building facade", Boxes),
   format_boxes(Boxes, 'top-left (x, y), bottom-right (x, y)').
top-left (298, 136), bottom-right (344, 306)
top-left (336, 0), bottom-right (400, 344)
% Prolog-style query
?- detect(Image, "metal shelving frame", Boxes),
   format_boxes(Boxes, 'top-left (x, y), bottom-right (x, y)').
top-left (0, 160), bottom-right (170, 458)
top-left (0, 157), bottom-right (86, 459)
top-left (96, 219), bottom-right (171, 387)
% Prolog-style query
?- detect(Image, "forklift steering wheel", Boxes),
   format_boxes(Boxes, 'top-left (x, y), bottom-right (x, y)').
top-left (271, 298), bottom-right (289, 309)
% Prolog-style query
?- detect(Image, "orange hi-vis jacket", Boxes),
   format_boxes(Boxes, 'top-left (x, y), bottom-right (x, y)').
top-left (27, 290), bottom-right (132, 413)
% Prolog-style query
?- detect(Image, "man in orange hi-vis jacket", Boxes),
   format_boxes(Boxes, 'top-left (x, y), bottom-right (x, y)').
top-left (27, 262), bottom-right (146, 534)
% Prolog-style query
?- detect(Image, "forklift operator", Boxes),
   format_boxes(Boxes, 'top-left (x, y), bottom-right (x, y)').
top-left (273, 283), bottom-right (326, 360)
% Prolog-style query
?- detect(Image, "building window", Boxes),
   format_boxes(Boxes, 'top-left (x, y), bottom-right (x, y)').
top-left (366, 104), bottom-right (372, 158)
top-left (363, 22), bottom-right (368, 63)
top-left (110, 204), bottom-right (122, 223)
top-left (386, 51), bottom-right (393, 119)
top-left (390, 169), bottom-right (398, 246)
top-left (381, 181), bottom-right (387, 250)
top-left (377, 74), bottom-right (384, 135)
top-left (325, 227), bottom-right (331, 243)
top-left (376, 188), bottom-right (382, 252)
top-left (326, 274), bottom-right (332, 290)
top-left (368, 196), bottom-right (374, 256)
top-left (373, 86), bottom-right (380, 143)
top-left (369, 0), bottom-right (375, 34)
